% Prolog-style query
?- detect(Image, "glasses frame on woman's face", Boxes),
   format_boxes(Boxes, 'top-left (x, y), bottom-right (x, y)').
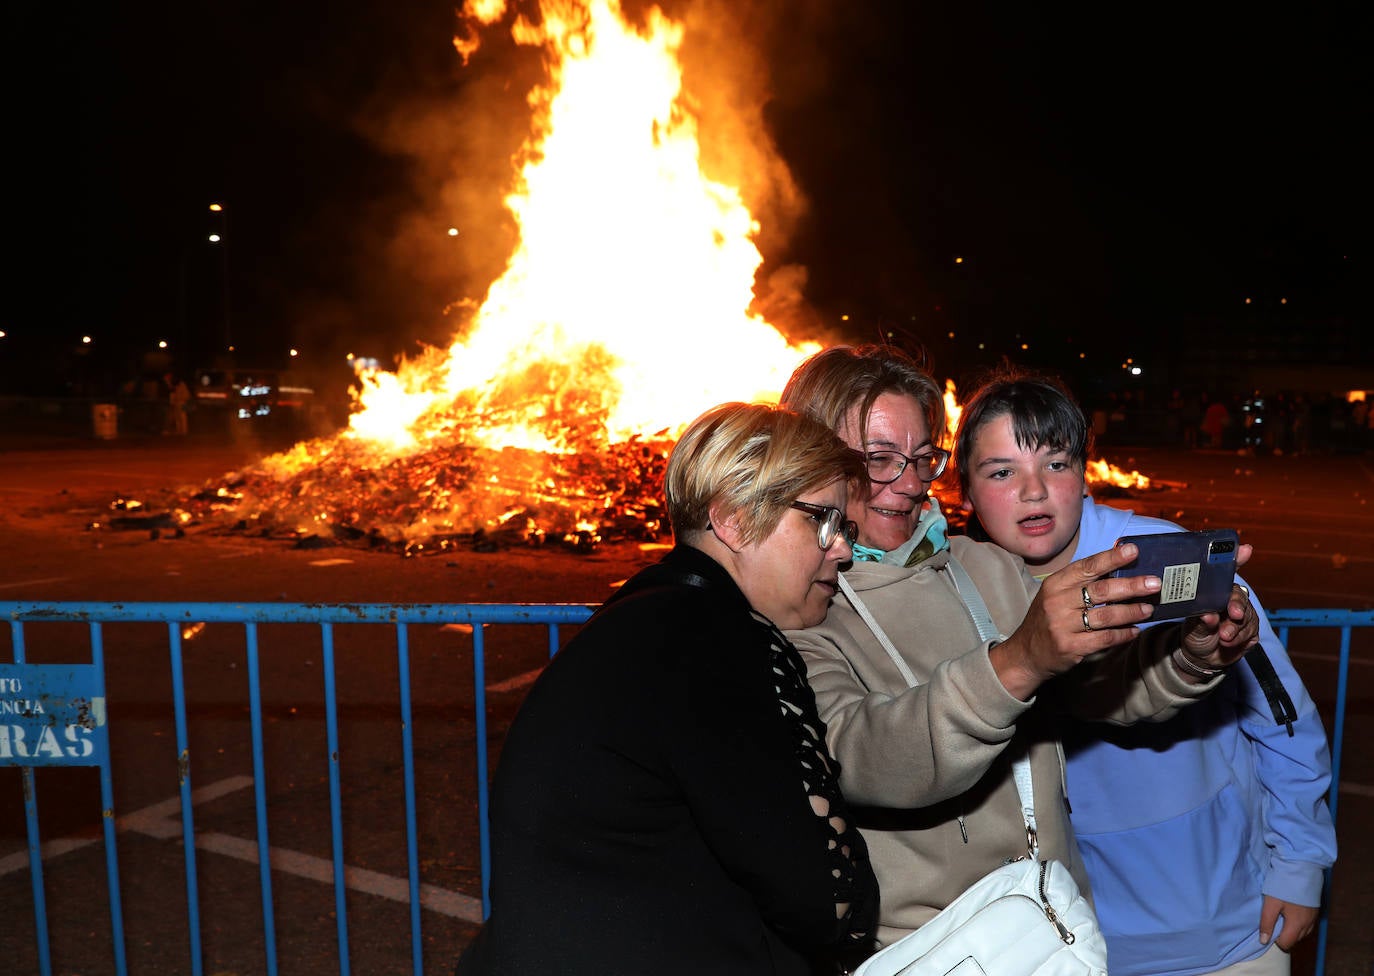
top-left (790, 500), bottom-right (860, 551)
top-left (865, 446), bottom-right (951, 484)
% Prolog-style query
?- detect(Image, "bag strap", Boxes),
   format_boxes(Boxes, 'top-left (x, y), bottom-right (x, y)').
top-left (1246, 644), bottom-right (1299, 736)
top-left (944, 556), bottom-right (1039, 853)
top-left (838, 557), bottom-right (1040, 855)
top-left (837, 574), bottom-right (920, 687)
top-left (944, 556), bottom-right (999, 645)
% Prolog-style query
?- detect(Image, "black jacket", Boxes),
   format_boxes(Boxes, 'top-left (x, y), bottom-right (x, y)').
top-left (456, 545), bottom-right (876, 975)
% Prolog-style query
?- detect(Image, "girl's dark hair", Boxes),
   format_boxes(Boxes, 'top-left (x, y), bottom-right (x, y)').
top-left (953, 368), bottom-right (1091, 497)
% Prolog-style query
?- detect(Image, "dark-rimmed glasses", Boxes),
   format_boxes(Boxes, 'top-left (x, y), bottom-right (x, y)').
top-left (865, 447), bottom-right (950, 484)
top-left (790, 500), bottom-right (859, 551)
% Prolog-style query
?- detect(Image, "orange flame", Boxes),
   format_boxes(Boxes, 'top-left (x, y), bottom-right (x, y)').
top-left (942, 379), bottom-right (961, 444)
top-left (1084, 458), bottom-right (1152, 489)
top-left (347, 0), bottom-right (817, 455)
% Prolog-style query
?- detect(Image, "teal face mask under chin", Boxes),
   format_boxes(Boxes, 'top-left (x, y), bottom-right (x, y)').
top-left (851, 541), bottom-right (886, 562)
top-left (850, 499), bottom-right (951, 565)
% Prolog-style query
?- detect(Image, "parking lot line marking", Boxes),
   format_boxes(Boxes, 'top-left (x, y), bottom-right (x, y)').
top-left (0, 576), bottom-right (71, 590)
top-left (0, 835), bottom-right (101, 877)
top-left (0, 776), bottom-right (252, 878)
top-left (487, 668), bottom-right (544, 694)
top-left (0, 774), bottom-right (483, 922)
top-left (196, 831), bottom-right (482, 922)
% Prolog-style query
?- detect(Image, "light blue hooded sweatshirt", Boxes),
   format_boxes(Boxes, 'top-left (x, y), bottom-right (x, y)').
top-left (1065, 496), bottom-right (1336, 976)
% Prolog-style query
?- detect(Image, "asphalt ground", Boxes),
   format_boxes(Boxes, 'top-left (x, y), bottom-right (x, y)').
top-left (0, 426), bottom-right (1370, 975)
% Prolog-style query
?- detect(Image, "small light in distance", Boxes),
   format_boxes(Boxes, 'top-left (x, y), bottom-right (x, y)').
top-left (158, 340), bottom-right (168, 349)
top-left (82, 335), bottom-right (92, 344)
top-left (448, 227), bottom-right (460, 237)
top-left (209, 234), bottom-right (221, 243)
top-left (209, 203), bottom-right (223, 212)
top-left (1244, 297), bottom-right (1252, 304)
top-left (289, 348), bottom-right (299, 358)
top-left (1129, 366), bottom-right (1143, 376)
top-left (1280, 298), bottom-right (1288, 305)
top-left (1020, 343), bottom-right (1029, 351)
top-left (954, 256), bottom-right (964, 264)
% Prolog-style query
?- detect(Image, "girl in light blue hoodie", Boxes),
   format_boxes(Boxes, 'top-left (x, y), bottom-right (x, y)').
top-left (954, 372), bottom-right (1336, 976)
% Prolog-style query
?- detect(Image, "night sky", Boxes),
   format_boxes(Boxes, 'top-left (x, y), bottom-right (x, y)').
top-left (6, 1), bottom-right (1364, 398)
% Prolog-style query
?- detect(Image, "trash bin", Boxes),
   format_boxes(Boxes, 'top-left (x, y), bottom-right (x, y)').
top-left (92, 403), bottom-right (118, 440)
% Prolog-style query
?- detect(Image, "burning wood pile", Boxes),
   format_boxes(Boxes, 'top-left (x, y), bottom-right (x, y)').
top-left (177, 427), bottom-right (673, 556)
top-left (160, 415), bottom-right (1172, 558)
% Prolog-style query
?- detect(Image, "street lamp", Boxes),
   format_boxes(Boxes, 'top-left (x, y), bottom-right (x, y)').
top-left (209, 202), bottom-right (232, 354)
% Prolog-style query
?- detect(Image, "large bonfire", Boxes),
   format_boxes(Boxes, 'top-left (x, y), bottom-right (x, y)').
top-left (179, 0), bottom-right (1160, 554)
top-left (197, 0), bottom-right (823, 553)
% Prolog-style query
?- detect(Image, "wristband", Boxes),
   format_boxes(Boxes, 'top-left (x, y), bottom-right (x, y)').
top-left (1172, 647), bottom-right (1226, 680)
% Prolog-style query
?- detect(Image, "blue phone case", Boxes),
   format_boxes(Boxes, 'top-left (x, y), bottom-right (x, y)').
top-left (1110, 528), bottom-right (1239, 620)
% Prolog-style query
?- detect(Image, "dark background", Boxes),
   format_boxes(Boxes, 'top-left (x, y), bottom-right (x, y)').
top-left (5, 1), bottom-right (1366, 403)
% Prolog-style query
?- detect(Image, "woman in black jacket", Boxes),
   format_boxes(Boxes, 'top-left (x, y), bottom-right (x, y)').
top-left (456, 402), bottom-right (877, 975)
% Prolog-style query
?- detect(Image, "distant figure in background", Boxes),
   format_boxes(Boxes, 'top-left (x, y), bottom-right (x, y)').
top-left (954, 368), bottom-right (1336, 976)
top-left (1201, 394), bottom-right (1231, 449)
top-left (164, 373), bottom-right (191, 436)
top-left (456, 402), bottom-right (877, 976)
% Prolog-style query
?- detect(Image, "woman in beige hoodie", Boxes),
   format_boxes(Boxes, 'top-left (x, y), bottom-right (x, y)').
top-left (779, 344), bottom-right (1261, 950)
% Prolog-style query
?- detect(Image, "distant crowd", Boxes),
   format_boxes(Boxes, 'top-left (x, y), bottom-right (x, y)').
top-left (1085, 388), bottom-right (1374, 455)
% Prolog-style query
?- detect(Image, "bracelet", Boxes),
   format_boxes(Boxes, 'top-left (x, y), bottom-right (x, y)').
top-left (1172, 647), bottom-right (1227, 680)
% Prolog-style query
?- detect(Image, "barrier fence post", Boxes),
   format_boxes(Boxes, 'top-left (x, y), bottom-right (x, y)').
top-left (2, 624), bottom-right (125, 976)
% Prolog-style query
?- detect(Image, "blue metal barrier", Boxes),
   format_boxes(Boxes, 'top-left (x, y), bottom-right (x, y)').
top-left (2, 602), bottom-right (594, 976)
top-left (1, 602), bottom-right (1366, 976)
top-left (1265, 608), bottom-right (1371, 976)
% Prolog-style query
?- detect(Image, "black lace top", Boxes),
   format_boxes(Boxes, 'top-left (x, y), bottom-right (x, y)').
top-left (755, 610), bottom-right (876, 946)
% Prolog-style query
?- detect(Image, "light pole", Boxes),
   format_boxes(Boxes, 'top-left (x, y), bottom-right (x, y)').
top-left (209, 202), bottom-right (232, 356)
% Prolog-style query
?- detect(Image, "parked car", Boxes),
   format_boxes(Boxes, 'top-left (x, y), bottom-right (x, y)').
top-left (192, 368), bottom-right (318, 433)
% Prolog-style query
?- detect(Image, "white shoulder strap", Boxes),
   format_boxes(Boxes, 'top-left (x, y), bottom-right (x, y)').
top-left (837, 573), bottom-right (919, 687)
top-left (838, 559), bottom-right (1038, 850)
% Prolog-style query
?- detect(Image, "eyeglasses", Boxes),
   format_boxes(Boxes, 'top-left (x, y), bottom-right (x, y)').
top-left (865, 447), bottom-right (950, 484)
top-left (790, 501), bottom-right (859, 551)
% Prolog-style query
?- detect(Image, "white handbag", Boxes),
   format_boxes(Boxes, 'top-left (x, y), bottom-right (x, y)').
top-left (840, 558), bottom-right (1109, 976)
top-left (851, 830), bottom-right (1107, 976)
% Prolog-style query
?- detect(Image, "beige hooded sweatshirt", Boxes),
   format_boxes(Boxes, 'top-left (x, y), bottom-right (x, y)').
top-left (786, 535), bottom-right (1217, 947)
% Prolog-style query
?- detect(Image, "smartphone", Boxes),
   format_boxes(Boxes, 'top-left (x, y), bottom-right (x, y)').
top-left (1109, 528), bottom-right (1239, 621)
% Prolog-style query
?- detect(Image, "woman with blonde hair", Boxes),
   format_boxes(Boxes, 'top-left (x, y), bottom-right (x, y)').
top-left (458, 402), bottom-right (878, 975)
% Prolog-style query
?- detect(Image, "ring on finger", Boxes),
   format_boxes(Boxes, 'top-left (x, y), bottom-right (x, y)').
top-left (1081, 609), bottom-right (1094, 632)
top-left (1081, 586), bottom-right (1093, 608)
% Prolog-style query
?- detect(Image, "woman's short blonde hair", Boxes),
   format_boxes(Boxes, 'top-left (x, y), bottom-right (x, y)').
top-left (665, 402), bottom-right (864, 546)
